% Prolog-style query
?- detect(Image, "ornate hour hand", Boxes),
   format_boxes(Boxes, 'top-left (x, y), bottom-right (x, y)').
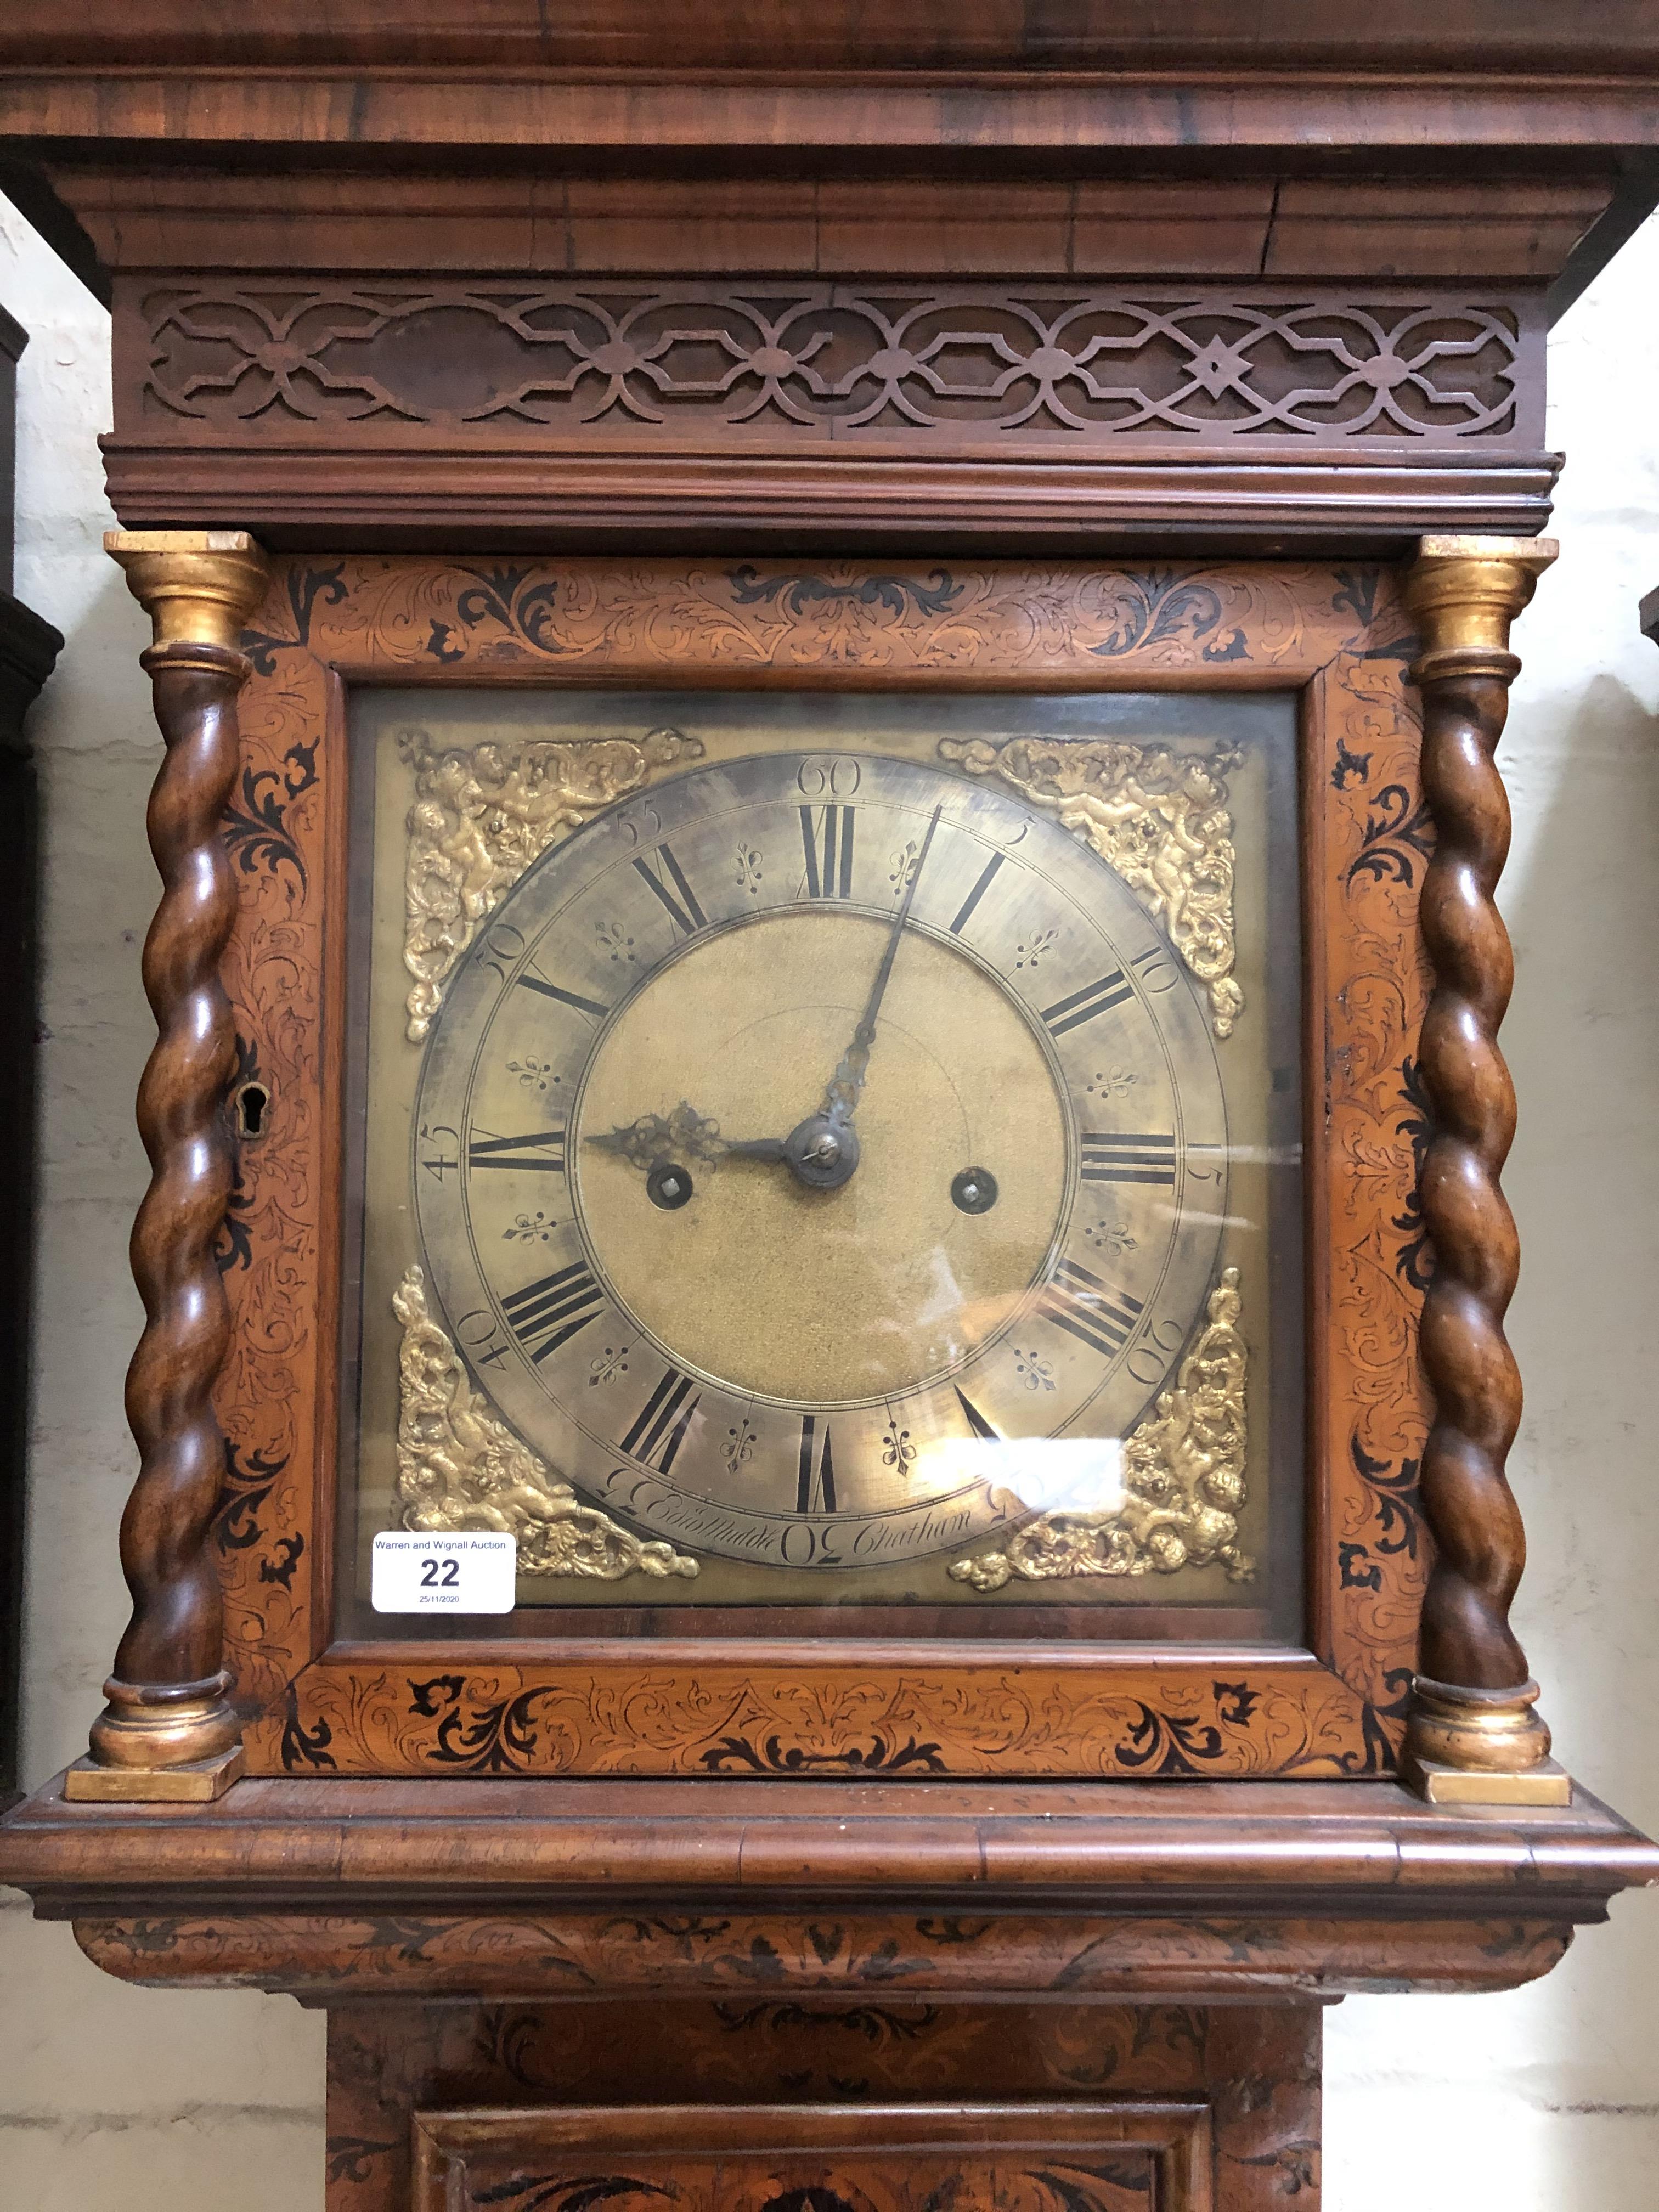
top-left (586, 1100), bottom-right (785, 1170)
top-left (587, 1102), bottom-right (800, 1209)
top-left (586, 1102), bottom-right (866, 1196)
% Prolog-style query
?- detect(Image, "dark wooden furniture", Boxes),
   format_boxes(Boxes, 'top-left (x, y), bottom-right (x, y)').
top-left (0, 303), bottom-right (62, 1809)
top-left (1, 12), bottom-right (1656, 2207)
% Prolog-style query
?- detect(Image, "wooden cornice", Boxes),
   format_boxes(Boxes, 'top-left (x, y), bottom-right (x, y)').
top-left (2, 1), bottom-right (1659, 82)
top-left (3, 74), bottom-right (1659, 165)
top-left (6, 2), bottom-right (1659, 70)
top-left (48, 170), bottom-right (1614, 284)
top-left (3, 9), bottom-right (1655, 332)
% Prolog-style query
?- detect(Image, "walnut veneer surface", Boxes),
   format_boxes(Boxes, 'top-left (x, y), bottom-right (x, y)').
top-left (4, 1774), bottom-right (1652, 1920)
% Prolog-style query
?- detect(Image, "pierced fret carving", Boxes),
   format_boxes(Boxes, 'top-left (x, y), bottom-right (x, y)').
top-left (140, 284), bottom-right (1527, 448)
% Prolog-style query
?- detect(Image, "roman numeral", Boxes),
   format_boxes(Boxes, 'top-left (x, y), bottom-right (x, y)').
top-left (500, 1261), bottom-right (603, 1362)
top-left (1081, 1132), bottom-right (1177, 1187)
top-left (517, 972), bottom-right (610, 1020)
top-left (621, 1367), bottom-right (701, 1476)
top-left (799, 804), bottom-right (855, 899)
top-left (948, 851), bottom-right (1006, 935)
top-left (467, 1126), bottom-right (567, 1173)
top-left (633, 843), bottom-right (707, 936)
top-left (796, 1413), bottom-right (837, 1513)
top-left (1041, 969), bottom-right (1133, 1037)
top-left (955, 1387), bottom-right (1000, 1442)
top-left (1038, 1257), bottom-right (1144, 1359)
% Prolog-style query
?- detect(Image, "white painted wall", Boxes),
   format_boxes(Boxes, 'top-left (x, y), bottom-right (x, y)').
top-left (0, 189), bottom-right (1653, 2210)
top-left (1323, 218), bottom-right (1659, 2209)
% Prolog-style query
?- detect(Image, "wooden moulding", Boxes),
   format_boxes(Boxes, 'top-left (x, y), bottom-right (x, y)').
top-left (4, 55), bottom-right (1659, 162)
top-left (2, 1776), bottom-right (1656, 2001)
top-left (93, 452), bottom-right (1567, 556)
top-left (408, 2106), bottom-right (1216, 2212)
top-left (0, 586), bottom-right (61, 1809)
top-left (6, 2), bottom-right (1659, 75)
top-left (22, 548), bottom-right (1520, 1787)
top-left (63, 173), bottom-right (1609, 285)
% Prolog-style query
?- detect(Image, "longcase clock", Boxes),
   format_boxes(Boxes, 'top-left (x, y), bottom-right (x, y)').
top-left (2, 12), bottom-right (1656, 2211)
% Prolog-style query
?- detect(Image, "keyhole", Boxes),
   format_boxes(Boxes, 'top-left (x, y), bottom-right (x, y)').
top-left (234, 1081), bottom-right (270, 1142)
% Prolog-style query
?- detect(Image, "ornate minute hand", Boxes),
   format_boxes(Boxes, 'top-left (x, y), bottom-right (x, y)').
top-left (819, 802), bottom-right (944, 1126)
top-left (588, 807), bottom-right (946, 1199)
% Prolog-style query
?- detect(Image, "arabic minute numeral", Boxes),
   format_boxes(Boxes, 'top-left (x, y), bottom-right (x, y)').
top-left (621, 1367), bottom-right (702, 1476)
top-left (1038, 1256), bottom-right (1146, 1359)
top-left (453, 1306), bottom-right (512, 1369)
top-left (796, 755), bottom-right (862, 798)
top-left (1041, 968), bottom-right (1134, 1036)
top-left (478, 921), bottom-right (527, 984)
top-left (1125, 1316), bottom-right (1193, 1388)
top-left (1131, 945), bottom-right (1181, 994)
top-left (418, 1121), bottom-right (460, 1181)
top-left (611, 802), bottom-right (663, 851)
top-left (1080, 1131), bottom-right (1177, 1187)
top-left (500, 1261), bottom-right (604, 1362)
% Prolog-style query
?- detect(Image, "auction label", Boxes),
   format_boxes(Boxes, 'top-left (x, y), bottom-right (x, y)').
top-left (371, 1530), bottom-right (517, 1613)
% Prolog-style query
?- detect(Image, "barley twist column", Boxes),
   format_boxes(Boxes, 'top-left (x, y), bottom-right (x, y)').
top-left (66, 531), bottom-right (268, 1803)
top-left (1399, 533), bottom-right (1568, 1807)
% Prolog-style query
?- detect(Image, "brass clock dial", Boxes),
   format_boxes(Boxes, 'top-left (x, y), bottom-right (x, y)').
top-left (411, 751), bottom-right (1228, 1575)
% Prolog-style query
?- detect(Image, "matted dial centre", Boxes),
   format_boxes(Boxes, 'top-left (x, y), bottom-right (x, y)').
top-left (574, 909), bottom-right (1068, 1405)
